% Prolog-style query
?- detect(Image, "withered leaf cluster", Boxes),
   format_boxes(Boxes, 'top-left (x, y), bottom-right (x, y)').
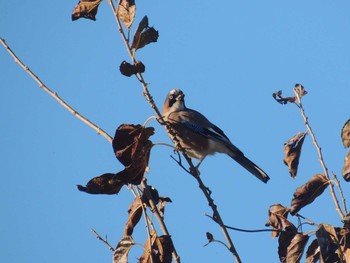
top-left (273, 84), bottom-right (308, 105)
top-left (284, 132), bottom-right (307, 178)
top-left (115, 195), bottom-right (173, 263)
top-left (342, 119), bottom-right (350, 181)
top-left (138, 232), bottom-right (174, 263)
top-left (119, 60), bottom-right (145, 77)
top-left (266, 205), bottom-right (350, 262)
top-left (71, 0), bottom-right (102, 21)
top-left (119, 15), bottom-right (159, 77)
top-left (131, 16), bottom-right (159, 51)
top-left (77, 124), bottom-right (154, 194)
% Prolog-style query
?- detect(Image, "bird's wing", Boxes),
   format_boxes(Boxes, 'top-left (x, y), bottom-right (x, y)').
top-left (172, 109), bottom-right (232, 145)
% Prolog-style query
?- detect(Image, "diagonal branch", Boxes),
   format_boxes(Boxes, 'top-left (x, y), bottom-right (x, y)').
top-left (107, 3), bottom-right (242, 263)
top-left (0, 37), bottom-right (112, 143)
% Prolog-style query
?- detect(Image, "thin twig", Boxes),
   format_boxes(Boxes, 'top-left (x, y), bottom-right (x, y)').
top-left (91, 229), bottom-right (115, 251)
top-left (294, 89), bottom-right (345, 219)
top-left (332, 172), bottom-right (348, 215)
top-left (136, 187), bottom-right (155, 263)
top-left (206, 214), bottom-right (281, 233)
top-left (0, 38), bottom-right (112, 143)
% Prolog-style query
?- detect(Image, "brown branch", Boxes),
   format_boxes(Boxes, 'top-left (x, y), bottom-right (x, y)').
top-left (331, 172), bottom-right (348, 215)
top-left (0, 38), bottom-right (113, 143)
top-left (107, 2), bottom-right (242, 262)
top-left (294, 88), bottom-right (346, 219)
top-left (91, 229), bottom-right (115, 251)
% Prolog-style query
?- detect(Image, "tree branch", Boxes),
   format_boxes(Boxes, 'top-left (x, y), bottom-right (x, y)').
top-left (0, 38), bottom-right (112, 143)
top-left (294, 88), bottom-right (346, 219)
top-left (107, 3), bottom-right (242, 262)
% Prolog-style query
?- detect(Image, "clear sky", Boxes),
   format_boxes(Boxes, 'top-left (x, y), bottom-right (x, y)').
top-left (1, 1), bottom-right (350, 262)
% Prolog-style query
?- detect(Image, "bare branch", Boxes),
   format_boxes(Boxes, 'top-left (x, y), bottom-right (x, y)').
top-left (293, 88), bottom-right (346, 219)
top-left (91, 229), bottom-right (115, 251)
top-left (107, 2), bottom-right (242, 262)
top-left (0, 38), bottom-right (113, 143)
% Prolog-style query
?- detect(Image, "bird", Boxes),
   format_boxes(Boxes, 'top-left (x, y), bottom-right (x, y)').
top-left (162, 89), bottom-right (270, 183)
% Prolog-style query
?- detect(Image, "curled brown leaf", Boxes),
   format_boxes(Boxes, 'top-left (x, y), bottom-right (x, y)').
top-left (273, 84), bottom-right (307, 105)
top-left (342, 150), bottom-right (350, 182)
top-left (139, 231), bottom-right (174, 263)
top-left (265, 204), bottom-right (295, 238)
top-left (124, 197), bottom-right (143, 236)
top-left (117, 0), bottom-right (136, 29)
top-left (285, 233), bottom-right (309, 263)
top-left (71, 0), bottom-right (102, 21)
top-left (305, 239), bottom-right (320, 263)
top-left (119, 60), bottom-right (145, 77)
top-left (131, 16), bottom-right (159, 51)
top-left (290, 174), bottom-right (329, 216)
top-left (316, 224), bottom-right (340, 263)
top-left (77, 173), bottom-right (123, 194)
top-left (113, 124), bottom-right (154, 167)
top-left (112, 124), bottom-right (154, 185)
top-left (278, 228), bottom-right (297, 263)
top-left (284, 132), bottom-right (307, 178)
top-left (341, 119), bottom-right (350, 148)
top-left (272, 90), bottom-right (296, 105)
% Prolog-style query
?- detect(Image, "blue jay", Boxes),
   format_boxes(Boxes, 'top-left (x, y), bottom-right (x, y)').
top-left (162, 89), bottom-right (270, 183)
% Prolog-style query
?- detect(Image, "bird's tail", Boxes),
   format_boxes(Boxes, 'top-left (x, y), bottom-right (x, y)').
top-left (230, 153), bottom-right (270, 183)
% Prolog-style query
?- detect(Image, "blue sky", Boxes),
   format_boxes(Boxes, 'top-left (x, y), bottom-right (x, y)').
top-left (1, 1), bottom-right (350, 262)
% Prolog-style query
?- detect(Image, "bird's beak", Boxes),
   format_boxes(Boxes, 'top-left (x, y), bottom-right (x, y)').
top-left (177, 93), bottom-right (184, 101)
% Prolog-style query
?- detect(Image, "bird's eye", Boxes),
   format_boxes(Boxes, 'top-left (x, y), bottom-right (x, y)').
top-left (169, 95), bottom-right (173, 100)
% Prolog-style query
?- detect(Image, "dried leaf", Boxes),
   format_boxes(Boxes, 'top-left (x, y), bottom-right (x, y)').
top-left (305, 239), bottom-right (320, 263)
top-left (284, 132), bottom-right (307, 178)
top-left (131, 16), bottom-right (159, 51)
top-left (113, 124), bottom-right (154, 166)
top-left (272, 90), bottom-right (296, 105)
top-left (290, 174), bottom-right (329, 216)
top-left (135, 27), bottom-right (159, 50)
top-left (342, 150), bottom-right (350, 182)
top-left (273, 84), bottom-right (307, 105)
top-left (112, 124), bottom-right (154, 185)
top-left (157, 235), bottom-right (174, 263)
top-left (77, 173), bottom-right (123, 194)
top-left (113, 236), bottom-right (134, 263)
top-left (139, 232), bottom-right (174, 263)
top-left (316, 224), bottom-right (340, 263)
top-left (131, 16), bottom-right (148, 50)
top-left (124, 197), bottom-right (143, 236)
top-left (119, 60), bottom-right (145, 77)
top-left (341, 119), bottom-right (350, 148)
top-left (117, 0), bottom-right (136, 29)
top-left (265, 204), bottom-right (295, 238)
top-left (340, 219), bottom-right (350, 262)
top-left (278, 229), bottom-right (297, 263)
top-left (285, 233), bottom-right (309, 263)
top-left (71, 0), bottom-right (102, 21)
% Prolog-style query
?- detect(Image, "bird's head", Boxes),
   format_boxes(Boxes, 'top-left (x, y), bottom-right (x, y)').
top-left (162, 89), bottom-right (186, 116)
